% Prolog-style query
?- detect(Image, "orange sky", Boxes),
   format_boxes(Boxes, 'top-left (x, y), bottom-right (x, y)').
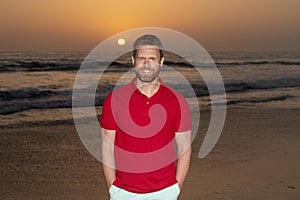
top-left (0, 0), bottom-right (299, 51)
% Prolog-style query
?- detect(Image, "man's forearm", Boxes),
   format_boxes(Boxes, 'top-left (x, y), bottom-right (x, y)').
top-left (101, 128), bottom-right (116, 189)
top-left (176, 146), bottom-right (192, 189)
top-left (175, 130), bottom-right (192, 189)
top-left (103, 164), bottom-right (116, 189)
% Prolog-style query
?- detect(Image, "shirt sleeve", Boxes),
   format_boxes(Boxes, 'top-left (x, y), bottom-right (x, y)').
top-left (100, 92), bottom-right (117, 130)
top-left (174, 93), bottom-right (192, 133)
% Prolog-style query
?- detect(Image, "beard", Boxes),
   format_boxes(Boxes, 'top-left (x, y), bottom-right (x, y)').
top-left (135, 66), bottom-right (160, 83)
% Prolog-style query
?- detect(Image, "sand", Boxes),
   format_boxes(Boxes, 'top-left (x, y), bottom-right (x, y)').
top-left (1, 106), bottom-right (299, 199)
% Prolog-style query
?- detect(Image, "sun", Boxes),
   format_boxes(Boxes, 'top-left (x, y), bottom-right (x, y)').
top-left (117, 38), bottom-right (126, 46)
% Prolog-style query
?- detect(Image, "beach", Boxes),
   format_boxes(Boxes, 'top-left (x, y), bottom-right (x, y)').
top-left (1, 51), bottom-right (299, 199)
top-left (1, 103), bottom-right (299, 199)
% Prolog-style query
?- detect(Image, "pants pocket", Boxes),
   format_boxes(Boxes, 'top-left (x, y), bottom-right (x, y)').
top-left (175, 183), bottom-right (181, 196)
top-left (109, 185), bottom-right (121, 196)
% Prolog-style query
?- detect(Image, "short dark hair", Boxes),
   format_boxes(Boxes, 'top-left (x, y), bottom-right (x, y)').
top-left (133, 34), bottom-right (164, 59)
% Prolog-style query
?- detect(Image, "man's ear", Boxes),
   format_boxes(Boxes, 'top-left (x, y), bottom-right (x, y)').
top-left (160, 57), bottom-right (165, 66)
top-left (131, 56), bottom-right (135, 66)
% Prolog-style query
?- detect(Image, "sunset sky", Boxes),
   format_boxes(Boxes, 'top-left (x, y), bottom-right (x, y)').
top-left (1, 0), bottom-right (299, 52)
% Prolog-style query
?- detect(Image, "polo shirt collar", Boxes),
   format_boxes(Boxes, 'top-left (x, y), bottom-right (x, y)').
top-left (130, 77), bottom-right (164, 99)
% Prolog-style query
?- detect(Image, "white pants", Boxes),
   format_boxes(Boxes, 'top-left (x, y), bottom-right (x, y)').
top-left (109, 183), bottom-right (181, 200)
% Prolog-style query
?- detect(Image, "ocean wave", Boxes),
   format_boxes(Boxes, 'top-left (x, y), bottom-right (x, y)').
top-left (225, 78), bottom-right (300, 91)
top-left (0, 60), bottom-right (134, 72)
top-left (185, 77), bottom-right (300, 97)
top-left (1, 93), bottom-right (294, 115)
top-left (0, 77), bottom-right (299, 115)
top-left (226, 95), bottom-right (292, 106)
top-left (216, 60), bottom-right (300, 67)
top-left (0, 88), bottom-right (69, 100)
top-left (0, 86), bottom-right (113, 114)
top-left (0, 98), bottom-right (105, 115)
top-left (0, 100), bottom-right (73, 114)
top-left (1, 59), bottom-right (299, 73)
top-left (0, 84), bottom-right (116, 102)
top-left (0, 61), bottom-right (80, 72)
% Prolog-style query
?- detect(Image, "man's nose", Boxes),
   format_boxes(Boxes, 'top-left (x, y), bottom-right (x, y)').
top-left (144, 58), bottom-right (150, 65)
top-left (143, 58), bottom-right (151, 65)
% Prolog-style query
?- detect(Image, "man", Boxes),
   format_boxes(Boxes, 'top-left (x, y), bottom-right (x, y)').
top-left (100, 34), bottom-right (192, 200)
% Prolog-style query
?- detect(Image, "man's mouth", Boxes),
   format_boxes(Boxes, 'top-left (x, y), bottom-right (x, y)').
top-left (142, 69), bottom-right (151, 73)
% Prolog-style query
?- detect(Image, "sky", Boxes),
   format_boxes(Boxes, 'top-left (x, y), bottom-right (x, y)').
top-left (0, 0), bottom-right (299, 52)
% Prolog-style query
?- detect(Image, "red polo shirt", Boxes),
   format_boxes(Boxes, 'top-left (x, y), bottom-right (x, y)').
top-left (100, 78), bottom-right (191, 193)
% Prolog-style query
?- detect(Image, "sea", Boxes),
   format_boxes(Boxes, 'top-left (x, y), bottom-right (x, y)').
top-left (0, 51), bottom-right (299, 126)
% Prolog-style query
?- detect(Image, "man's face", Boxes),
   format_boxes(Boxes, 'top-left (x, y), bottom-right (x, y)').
top-left (132, 45), bottom-right (164, 83)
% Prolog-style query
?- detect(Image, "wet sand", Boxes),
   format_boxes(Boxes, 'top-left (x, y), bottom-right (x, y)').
top-left (1, 106), bottom-right (299, 199)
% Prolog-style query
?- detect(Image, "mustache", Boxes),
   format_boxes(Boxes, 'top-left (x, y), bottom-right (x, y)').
top-left (140, 66), bottom-right (153, 70)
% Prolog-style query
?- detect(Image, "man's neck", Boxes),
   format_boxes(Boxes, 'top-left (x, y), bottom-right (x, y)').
top-left (135, 78), bottom-right (160, 98)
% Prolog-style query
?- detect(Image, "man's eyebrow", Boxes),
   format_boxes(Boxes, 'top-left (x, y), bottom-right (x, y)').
top-left (136, 56), bottom-right (158, 60)
top-left (136, 55), bottom-right (158, 58)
